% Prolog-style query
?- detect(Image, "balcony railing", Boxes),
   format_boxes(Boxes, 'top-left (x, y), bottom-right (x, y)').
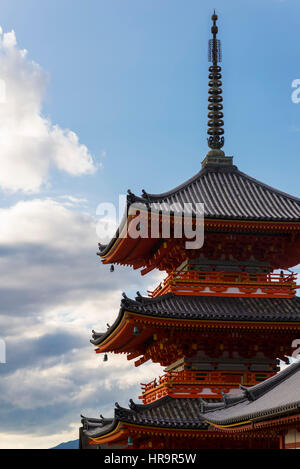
top-left (139, 369), bottom-right (276, 404)
top-left (148, 270), bottom-right (298, 298)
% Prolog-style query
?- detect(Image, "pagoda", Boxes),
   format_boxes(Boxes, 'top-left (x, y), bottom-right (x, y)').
top-left (80, 13), bottom-right (300, 450)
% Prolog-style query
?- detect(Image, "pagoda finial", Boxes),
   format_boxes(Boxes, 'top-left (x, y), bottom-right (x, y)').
top-left (207, 11), bottom-right (225, 154)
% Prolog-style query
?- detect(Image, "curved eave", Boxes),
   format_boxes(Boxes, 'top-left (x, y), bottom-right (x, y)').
top-left (92, 311), bottom-right (152, 354)
top-left (88, 421), bottom-right (125, 445)
top-left (91, 308), bottom-right (300, 355)
top-left (98, 164), bottom-right (300, 264)
top-left (99, 216), bottom-right (300, 267)
top-left (88, 420), bottom-right (209, 445)
top-left (97, 199), bottom-right (131, 258)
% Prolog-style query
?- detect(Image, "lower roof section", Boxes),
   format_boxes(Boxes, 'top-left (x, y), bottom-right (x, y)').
top-left (80, 362), bottom-right (300, 447)
top-left (204, 360), bottom-right (300, 428)
top-left (81, 396), bottom-right (209, 443)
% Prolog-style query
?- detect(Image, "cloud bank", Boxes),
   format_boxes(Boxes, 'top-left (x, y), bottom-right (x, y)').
top-left (0, 198), bottom-right (163, 448)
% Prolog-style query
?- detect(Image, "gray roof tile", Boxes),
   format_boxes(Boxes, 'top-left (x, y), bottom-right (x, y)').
top-left (81, 364), bottom-right (300, 438)
top-left (139, 164), bottom-right (300, 222)
top-left (204, 360), bottom-right (300, 426)
top-left (91, 294), bottom-right (300, 346)
top-left (82, 397), bottom-right (209, 439)
top-left (98, 164), bottom-right (300, 257)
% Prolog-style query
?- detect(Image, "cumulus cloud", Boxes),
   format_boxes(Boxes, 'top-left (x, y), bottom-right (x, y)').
top-left (0, 29), bottom-right (96, 193)
top-left (0, 198), bottom-right (95, 251)
top-left (0, 198), bottom-right (163, 448)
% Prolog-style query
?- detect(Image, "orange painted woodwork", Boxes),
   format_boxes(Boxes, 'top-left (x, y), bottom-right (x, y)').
top-left (139, 369), bottom-right (276, 404)
top-left (100, 215), bottom-right (300, 273)
top-left (94, 315), bottom-right (299, 367)
top-left (149, 270), bottom-right (298, 298)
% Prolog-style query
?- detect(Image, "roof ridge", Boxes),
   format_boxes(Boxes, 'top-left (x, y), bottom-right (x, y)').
top-left (140, 165), bottom-right (300, 204)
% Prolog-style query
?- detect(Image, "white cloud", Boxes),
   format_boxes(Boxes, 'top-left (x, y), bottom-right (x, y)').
top-left (59, 195), bottom-right (88, 204)
top-left (0, 198), bottom-right (95, 251)
top-left (0, 29), bottom-right (96, 193)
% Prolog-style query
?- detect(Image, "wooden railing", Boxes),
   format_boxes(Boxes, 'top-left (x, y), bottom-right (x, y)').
top-left (139, 369), bottom-right (276, 404)
top-left (141, 371), bottom-right (178, 393)
top-left (148, 270), bottom-right (297, 298)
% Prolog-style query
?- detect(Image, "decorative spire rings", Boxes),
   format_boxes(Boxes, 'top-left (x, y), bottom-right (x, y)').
top-left (207, 11), bottom-right (224, 151)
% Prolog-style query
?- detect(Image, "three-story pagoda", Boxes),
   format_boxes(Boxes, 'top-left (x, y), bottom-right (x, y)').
top-left (80, 13), bottom-right (300, 450)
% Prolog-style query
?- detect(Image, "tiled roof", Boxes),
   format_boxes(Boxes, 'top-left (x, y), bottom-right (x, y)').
top-left (81, 415), bottom-right (115, 439)
top-left (98, 164), bottom-right (300, 257)
top-left (91, 294), bottom-right (300, 345)
top-left (82, 397), bottom-right (209, 439)
top-left (141, 164), bottom-right (300, 221)
top-left (81, 363), bottom-right (300, 439)
top-left (204, 360), bottom-right (300, 426)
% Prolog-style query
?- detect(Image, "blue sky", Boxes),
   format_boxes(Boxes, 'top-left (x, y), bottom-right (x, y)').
top-left (1, 0), bottom-right (300, 206)
top-left (0, 0), bottom-right (299, 449)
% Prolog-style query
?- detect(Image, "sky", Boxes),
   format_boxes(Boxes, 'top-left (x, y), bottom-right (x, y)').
top-left (0, 0), bottom-right (299, 449)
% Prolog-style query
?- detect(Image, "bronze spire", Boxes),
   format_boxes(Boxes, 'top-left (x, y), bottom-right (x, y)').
top-left (207, 11), bottom-right (225, 153)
